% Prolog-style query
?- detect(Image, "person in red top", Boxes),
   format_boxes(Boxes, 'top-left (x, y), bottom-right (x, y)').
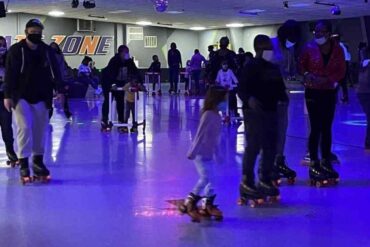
top-left (299, 20), bottom-right (345, 186)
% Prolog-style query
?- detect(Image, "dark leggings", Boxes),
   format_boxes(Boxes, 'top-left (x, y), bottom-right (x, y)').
top-left (102, 89), bottom-right (125, 123)
top-left (0, 93), bottom-right (15, 154)
top-left (305, 89), bottom-right (337, 161)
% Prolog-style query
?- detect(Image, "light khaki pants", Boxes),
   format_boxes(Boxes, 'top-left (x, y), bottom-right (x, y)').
top-left (13, 99), bottom-right (49, 158)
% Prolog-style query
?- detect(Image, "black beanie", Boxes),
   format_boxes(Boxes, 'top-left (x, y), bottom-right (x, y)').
top-left (25, 19), bottom-right (44, 30)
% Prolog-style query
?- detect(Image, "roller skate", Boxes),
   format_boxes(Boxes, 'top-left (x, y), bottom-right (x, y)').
top-left (157, 89), bottom-right (162, 96)
top-left (130, 125), bottom-right (138, 133)
top-left (19, 158), bottom-right (32, 185)
top-left (198, 195), bottom-right (223, 221)
top-left (118, 126), bottom-right (129, 133)
top-left (309, 160), bottom-right (329, 187)
top-left (238, 182), bottom-right (265, 207)
top-left (257, 180), bottom-right (280, 203)
top-left (101, 121), bottom-right (112, 132)
top-left (6, 151), bottom-right (19, 168)
top-left (32, 155), bottom-right (51, 183)
top-left (151, 91), bottom-right (156, 96)
top-left (178, 193), bottom-right (202, 223)
top-left (275, 156), bottom-right (296, 185)
top-left (320, 159), bottom-right (339, 185)
top-left (184, 90), bottom-right (190, 96)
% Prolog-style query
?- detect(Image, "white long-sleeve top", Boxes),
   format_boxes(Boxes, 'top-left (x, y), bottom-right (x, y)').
top-left (216, 69), bottom-right (238, 89)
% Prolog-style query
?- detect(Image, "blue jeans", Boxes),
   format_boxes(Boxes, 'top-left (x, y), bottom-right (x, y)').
top-left (192, 156), bottom-right (215, 197)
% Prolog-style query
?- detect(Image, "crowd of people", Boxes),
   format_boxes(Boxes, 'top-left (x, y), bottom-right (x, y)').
top-left (0, 18), bottom-right (369, 221)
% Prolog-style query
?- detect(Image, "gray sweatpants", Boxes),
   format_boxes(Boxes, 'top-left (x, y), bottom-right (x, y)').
top-left (13, 99), bottom-right (49, 159)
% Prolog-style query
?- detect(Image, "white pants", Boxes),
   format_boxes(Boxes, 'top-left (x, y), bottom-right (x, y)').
top-left (13, 99), bottom-right (49, 158)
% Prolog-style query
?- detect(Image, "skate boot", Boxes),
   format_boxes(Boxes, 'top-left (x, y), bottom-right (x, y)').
top-left (101, 121), bottom-right (112, 132)
top-left (157, 90), bottom-right (162, 96)
top-left (330, 152), bottom-right (340, 164)
top-left (257, 180), bottom-right (280, 203)
top-left (130, 125), bottom-right (138, 133)
top-left (178, 193), bottom-right (202, 223)
top-left (238, 182), bottom-right (264, 207)
top-left (184, 90), bottom-right (190, 96)
top-left (6, 151), bottom-right (19, 168)
top-left (199, 195), bottom-right (223, 221)
top-left (275, 156), bottom-right (296, 185)
top-left (309, 160), bottom-right (329, 187)
top-left (320, 159), bottom-right (339, 185)
top-left (32, 155), bottom-right (51, 183)
top-left (19, 158), bottom-right (32, 185)
top-left (151, 91), bottom-right (156, 96)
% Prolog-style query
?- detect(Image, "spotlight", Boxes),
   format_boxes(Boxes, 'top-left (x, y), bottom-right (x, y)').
top-left (154, 0), bottom-right (168, 13)
top-left (331, 5), bottom-right (341, 15)
top-left (71, 0), bottom-right (79, 8)
top-left (83, 0), bottom-right (96, 9)
top-left (283, 1), bottom-right (289, 8)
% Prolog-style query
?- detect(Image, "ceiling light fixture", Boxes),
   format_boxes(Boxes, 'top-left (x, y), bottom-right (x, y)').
top-left (48, 10), bottom-right (65, 17)
top-left (314, 1), bottom-right (341, 15)
top-left (154, 0), bottom-right (168, 13)
top-left (190, 26), bottom-right (206, 31)
top-left (109, 10), bottom-right (132, 14)
top-left (226, 23), bottom-right (244, 28)
top-left (83, 0), bottom-right (96, 9)
top-left (71, 0), bottom-right (79, 8)
top-left (136, 21), bottom-right (152, 26)
top-left (166, 10), bottom-right (184, 14)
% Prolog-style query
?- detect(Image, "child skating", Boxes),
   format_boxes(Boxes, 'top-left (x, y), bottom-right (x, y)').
top-left (178, 86), bottom-right (227, 222)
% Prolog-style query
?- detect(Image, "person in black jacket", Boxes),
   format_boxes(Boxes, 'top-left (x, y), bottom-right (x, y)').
top-left (148, 55), bottom-right (161, 94)
top-left (238, 34), bottom-right (287, 204)
top-left (4, 19), bottom-right (62, 184)
top-left (167, 42), bottom-right (182, 94)
top-left (0, 36), bottom-right (18, 166)
top-left (101, 45), bottom-right (141, 132)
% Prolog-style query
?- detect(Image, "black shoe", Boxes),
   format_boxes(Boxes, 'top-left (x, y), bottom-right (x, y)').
top-left (309, 160), bottom-right (329, 187)
top-left (19, 158), bottom-right (32, 184)
top-left (32, 155), bottom-right (50, 177)
top-left (320, 159), bottom-right (339, 184)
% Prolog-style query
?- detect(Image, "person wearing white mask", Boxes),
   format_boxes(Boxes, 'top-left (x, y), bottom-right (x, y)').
top-left (237, 34), bottom-right (288, 204)
top-left (0, 36), bottom-right (18, 167)
top-left (269, 20), bottom-right (301, 185)
top-left (100, 45), bottom-right (141, 132)
top-left (299, 20), bottom-right (346, 186)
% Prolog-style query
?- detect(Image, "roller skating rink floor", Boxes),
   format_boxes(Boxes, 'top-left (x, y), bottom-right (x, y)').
top-left (0, 86), bottom-right (369, 247)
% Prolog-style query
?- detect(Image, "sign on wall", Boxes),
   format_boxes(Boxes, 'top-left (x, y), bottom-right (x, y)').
top-left (3, 35), bottom-right (113, 56)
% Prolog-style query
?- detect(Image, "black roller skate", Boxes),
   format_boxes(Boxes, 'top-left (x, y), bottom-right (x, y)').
top-left (157, 90), bottom-right (162, 96)
top-left (238, 182), bottom-right (265, 207)
top-left (309, 160), bottom-right (329, 187)
top-left (257, 180), bottom-right (280, 203)
top-left (6, 151), bottom-right (19, 168)
top-left (19, 158), bottom-right (32, 185)
top-left (178, 193), bottom-right (202, 223)
top-left (101, 121), bottom-right (112, 132)
top-left (32, 155), bottom-right (51, 183)
top-left (320, 159), bottom-right (339, 185)
top-left (275, 156), bottom-right (297, 185)
top-left (151, 91), bottom-right (156, 96)
top-left (130, 125), bottom-right (138, 133)
top-left (199, 195), bottom-right (223, 221)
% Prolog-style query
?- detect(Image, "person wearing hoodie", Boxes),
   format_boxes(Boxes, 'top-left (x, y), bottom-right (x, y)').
top-left (167, 42), bottom-right (182, 94)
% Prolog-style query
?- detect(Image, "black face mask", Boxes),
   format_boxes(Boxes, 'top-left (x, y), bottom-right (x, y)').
top-left (27, 33), bottom-right (42, 44)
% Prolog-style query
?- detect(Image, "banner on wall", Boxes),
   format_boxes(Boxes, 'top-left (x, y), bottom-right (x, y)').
top-left (3, 35), bottom-right (113, 56)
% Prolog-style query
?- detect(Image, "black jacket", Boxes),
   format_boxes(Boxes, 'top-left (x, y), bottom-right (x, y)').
top-left (101, 54), bottom-right (141, 90)
top-left (238, 58), bottom-right (288, 111)
top-left (167, 49), bottom-right (182, 69)
top-left (148, 61), bottom-right (161, 73)
top-left (4, 40), bottom-right (62, 108)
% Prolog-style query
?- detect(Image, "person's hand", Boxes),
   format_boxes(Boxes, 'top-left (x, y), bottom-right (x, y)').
top-left (4, 98), bottom-right (14, 112)
top-left (248, 97), bottom-right (262, 111)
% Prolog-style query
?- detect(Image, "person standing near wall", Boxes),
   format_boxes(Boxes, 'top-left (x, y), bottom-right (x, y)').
top-left (357, 45), bottom-right (370, 150)
top-left (270, 20), bottom-right (301, 184)
top-left (101, 45), bottom-right (141, 132)
top-left (167, 42), bottom-right (182, 95)
top-left (190, 49), bottom-right (207, 95)
top-left (0, 36), bottom-right (18, 167)
top-left (4, 19), bottom-right (62, 184)
top-left (299, 20), bottom-right (346, 186)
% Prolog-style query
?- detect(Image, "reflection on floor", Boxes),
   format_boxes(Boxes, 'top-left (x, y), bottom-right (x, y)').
top-left (0, 89), bottom-right (369, 247)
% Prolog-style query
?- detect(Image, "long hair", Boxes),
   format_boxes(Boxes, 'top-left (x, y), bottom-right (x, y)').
top-left (202, 86), bottom-right (227, 115)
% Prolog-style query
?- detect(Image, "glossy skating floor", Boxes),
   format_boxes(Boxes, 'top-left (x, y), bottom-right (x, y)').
top-left (0, 88), bottom-right (369, 247)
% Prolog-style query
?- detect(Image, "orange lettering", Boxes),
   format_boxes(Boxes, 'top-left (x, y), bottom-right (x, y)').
top-left (15, 35), bottom-right (26, 42)
top-left (79, 36), bottom-right (100, 55)
top-left (51, 35), bottom-right (66, 45)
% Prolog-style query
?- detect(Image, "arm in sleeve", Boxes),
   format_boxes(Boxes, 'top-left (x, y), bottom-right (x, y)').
top-left (230, 70), bottom-right (238, 84)
top-left (327, 46), bottom-right (346, 84)
top-left (187, 113), bottom-right (209, 159)
top-left (215, 70), bottom-right (222, 85)
top-left (298, 45), bottom-right (310, 75)
top-left (4, 46), bottom-right (20, 99)
top-left (49, 50), bottom-right (63, 92)
top-left (237, 63), bottom-right (255, 104)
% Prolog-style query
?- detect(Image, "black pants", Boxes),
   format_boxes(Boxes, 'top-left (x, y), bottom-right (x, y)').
top-left (242, 109), bottom-right (278, 184)
top-left (305, 89), bottom-right (337, 161)
top-left (169, 67), bottom-right (179, 92)
top-left (228, 89), bottom-right (238, 115)
top-left (124, 101), bottom-right (137, 126)
top-left (102, 89), bottom-right (125, 123)
top-left (357, 93), bottom-right (370, 146)
top-left (0, 93), bottom-right (16, 155)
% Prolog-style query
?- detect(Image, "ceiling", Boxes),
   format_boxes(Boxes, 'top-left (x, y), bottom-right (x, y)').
top-left (5, 0), bottom-right (370, 29)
